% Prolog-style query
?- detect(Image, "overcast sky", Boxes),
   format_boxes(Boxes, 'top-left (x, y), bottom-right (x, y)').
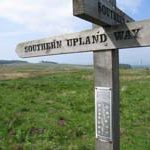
top-left (0, 0), bottom-right (150, 65)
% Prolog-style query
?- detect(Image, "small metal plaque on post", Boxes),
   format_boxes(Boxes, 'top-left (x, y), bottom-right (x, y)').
top-left (95, 87), bottom-right (112, 142)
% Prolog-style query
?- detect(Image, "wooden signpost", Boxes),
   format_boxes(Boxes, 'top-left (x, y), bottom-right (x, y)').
top-left (16, 20), bottom-right (150, 58)
top-left (73, 0), bottom-right (134, 26)
top-left (15, 0), bottom-right (150, 150)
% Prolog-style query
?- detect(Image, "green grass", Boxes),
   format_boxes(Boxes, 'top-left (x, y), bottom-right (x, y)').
top-left (0, 64), bottom-right (149, 149)
top-left (120, 69), bottom-right (150, 150)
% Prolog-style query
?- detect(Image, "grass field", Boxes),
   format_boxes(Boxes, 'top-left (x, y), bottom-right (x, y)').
top-left (0, 64), bottom-right (149, 150)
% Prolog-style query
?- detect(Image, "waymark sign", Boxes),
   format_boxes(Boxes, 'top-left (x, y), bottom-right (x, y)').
top-left (16, 20), bottom-right (150, 58)
top-left (15, 0), bottom-right (150, 149)
top-left (73, 0), bottom-right (134, 26)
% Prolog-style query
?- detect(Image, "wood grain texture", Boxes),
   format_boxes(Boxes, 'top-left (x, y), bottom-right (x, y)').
top-left (16, 20), bottom-right (150, 58)
top-left (94, 1), bottom-right (120, 149)
top-left (73, 0), bottom-right (134, 26)
top-left (94, 50), bottom-right (120, 150)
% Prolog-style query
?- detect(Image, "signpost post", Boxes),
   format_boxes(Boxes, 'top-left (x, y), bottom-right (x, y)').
top-left (15, 0), bottom-right (150, 150)
top-left (94, 49), bottom-right (120, 150)
top-left (73, 0), bottom-right (134, 148)
top-left (92, 1), bottom-right (120, 149)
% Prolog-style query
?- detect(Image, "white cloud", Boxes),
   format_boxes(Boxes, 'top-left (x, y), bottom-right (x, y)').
top-left (0, 0), bottom-right (90, 34)
top-left (0, 31), bottom-right (34, 38)
top-left (117, 0), bottom-right (142, 14)
top-left (0, 0), bottom-right (142, 35)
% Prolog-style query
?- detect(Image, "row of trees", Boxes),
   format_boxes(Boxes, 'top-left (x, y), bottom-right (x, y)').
top-left (0, 60), bottom-right (28, 64)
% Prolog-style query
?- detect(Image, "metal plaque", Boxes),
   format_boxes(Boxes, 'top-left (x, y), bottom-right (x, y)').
top-left (95, 87), bottom-right (112, 142)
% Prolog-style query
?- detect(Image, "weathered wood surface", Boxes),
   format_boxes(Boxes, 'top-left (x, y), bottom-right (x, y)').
top-left (73, 0), bottom-right (134, 26)
top-left (94, 50), bottom-right (120, 150)
top-left (16, 20), bottom-right (150, 58)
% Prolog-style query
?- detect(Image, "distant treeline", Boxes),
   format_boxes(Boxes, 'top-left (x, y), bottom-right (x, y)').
top-left (0, 60), bottom-right (28, 65)
top-left (120, 64), bottom-right (132, 69)
top-left (41, 61), bottom-right (58, 64)
top-left (0, 60), bottom-right (133, 69)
